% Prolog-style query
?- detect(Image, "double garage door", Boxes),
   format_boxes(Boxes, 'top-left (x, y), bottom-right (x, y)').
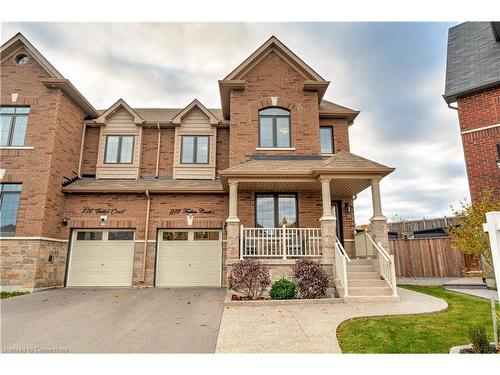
top-left (67, 229), bottom-right (222, 287)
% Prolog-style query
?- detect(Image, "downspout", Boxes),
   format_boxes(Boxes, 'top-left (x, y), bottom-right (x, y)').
top-left (141, 189), bottom-right (151, 283)
top-left (155, 123), bottom-right (161, 178)
top-left (77, 122), bottom-right (86, 178)
top-left (447, 103), bottom-right (458, 111)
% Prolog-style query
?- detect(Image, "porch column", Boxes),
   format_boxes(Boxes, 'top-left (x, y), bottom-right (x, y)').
top-left (226, 180), bottom-right (240, 259)
top-left (369, 178), bottom-right (389, 250)
top-left (319, 178), bottom-right (336, 260)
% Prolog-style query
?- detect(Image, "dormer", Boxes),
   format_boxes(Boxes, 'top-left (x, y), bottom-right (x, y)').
top-left (172, 99), bottom-right (219, 180)
top-left (95, 99), bottom-right (144, 179)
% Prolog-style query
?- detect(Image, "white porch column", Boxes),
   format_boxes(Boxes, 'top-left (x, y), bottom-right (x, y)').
top-left (319, 177), bottom-right (336, 260)
top-left (369, 177), bottom-right (389, 250)
top-left (226, 180), bottom-right (240, 260)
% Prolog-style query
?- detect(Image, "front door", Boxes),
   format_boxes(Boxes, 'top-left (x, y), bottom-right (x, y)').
top-left (332, 200), bottom-right (344, 245)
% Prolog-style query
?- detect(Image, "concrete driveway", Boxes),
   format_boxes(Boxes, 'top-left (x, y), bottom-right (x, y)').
top-left (1, 287), bottom-right (226, 353)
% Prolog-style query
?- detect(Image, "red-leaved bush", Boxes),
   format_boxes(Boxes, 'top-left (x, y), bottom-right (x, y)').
top-left (228, 259), bottom-right (271, 299)
top-left (293, 258), bottom-right (329, 299)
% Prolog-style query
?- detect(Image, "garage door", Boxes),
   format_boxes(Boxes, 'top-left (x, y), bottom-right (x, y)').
top-left (156, 230), bottom-right (222, 287)
top-left (67, 230), bottom-right (135, 287)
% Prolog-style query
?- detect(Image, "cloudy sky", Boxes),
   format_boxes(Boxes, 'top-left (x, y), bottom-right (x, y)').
top-left (1, 22), bottom-right (468, 224)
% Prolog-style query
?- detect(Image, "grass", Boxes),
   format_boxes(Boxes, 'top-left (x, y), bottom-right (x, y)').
top-left (1, 291), bottom-right (29, 299)
top-left (337, 285), bottom-right (497, 353)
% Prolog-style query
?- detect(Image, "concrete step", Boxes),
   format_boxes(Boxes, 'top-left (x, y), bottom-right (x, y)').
top-left (346, 264), bottom-right (376, 272)
top-left (347, 286), bottom-right (393, 296)
top-left (347, 271), bottom-right (380, 279)
top-left (348, 258), bottom-right (374, 265)
top-left (344, 295), bottom-right (400, 303)
top-left (348, 279), bottom-right (388, 287)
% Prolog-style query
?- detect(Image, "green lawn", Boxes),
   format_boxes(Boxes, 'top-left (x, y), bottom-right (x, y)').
top-left (337, 286), bottom-right (497, 353)
top-left (1, 291), bottom-right (29, 299)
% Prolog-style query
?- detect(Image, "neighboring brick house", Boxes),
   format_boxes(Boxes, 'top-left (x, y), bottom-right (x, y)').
top-left (1, 33), bottom-right (398, 301)
top-left (444, 22), bottom-right (500, 203)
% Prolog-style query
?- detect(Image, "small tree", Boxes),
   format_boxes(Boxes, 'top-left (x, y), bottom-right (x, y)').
top-left (228, 259), bottom-right (271, 299)
top-left (447, 190), bottom-right (500, 271)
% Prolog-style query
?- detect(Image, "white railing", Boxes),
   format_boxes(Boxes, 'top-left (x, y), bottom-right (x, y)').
top-left (240, 225), bottom-right (321, 259)
top-left (335, 237), bottom-right (351, 297)
top-left (364, 232), bottom-right (398, 296)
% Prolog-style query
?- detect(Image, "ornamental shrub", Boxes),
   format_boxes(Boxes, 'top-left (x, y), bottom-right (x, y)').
top-left (269, 278), bottom-right (297, 300)
top-left (293, 258), bottom-right (329, 299)
top-left (228, 259), bottom-right (271, 299)
top-left (468, 325), bottom-right (490, 353)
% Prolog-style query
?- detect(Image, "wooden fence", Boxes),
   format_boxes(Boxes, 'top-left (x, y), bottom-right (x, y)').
top-left (388, 238), bottom-right (474, 277)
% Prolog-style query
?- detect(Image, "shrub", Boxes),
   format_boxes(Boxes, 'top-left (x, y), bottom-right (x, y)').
top-left (293, 258), bottom-right (329, 299)
top-left (228, 259), bottom-right (271, 299)
top-left (269, 278), bottom-right (297, 300)
top-left (468, 325), bottom-right (490, 353)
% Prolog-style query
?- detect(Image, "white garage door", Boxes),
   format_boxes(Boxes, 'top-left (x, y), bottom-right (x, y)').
top-left (156, 230), bottom-right (222, 287)
top-left (67, 230), bottom-right (135, 287)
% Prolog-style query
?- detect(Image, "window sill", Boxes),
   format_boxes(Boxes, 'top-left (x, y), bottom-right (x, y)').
top-left (321, 153), bottom-right (335, 157)
top-left (0, 146), bottom-right (34, 150)
top-left (255, 147), bottom-right (296, 151)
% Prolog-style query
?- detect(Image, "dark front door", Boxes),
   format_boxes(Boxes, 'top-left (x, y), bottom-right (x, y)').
top-left (332, 200), bottom-right (344, 245)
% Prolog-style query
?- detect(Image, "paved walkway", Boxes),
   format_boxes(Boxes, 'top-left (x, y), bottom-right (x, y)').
top-left (446, 288), bottom-right (499, 301)
top-left (397, 277), bottom-right (455, 286)
top-left (215, 287), bottom-right (447, 353)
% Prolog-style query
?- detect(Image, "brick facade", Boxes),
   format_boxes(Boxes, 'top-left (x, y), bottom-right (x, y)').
top-left (1, 34), bottom-right (384, 290)
top-left (457, 85), bottom-right (500, 202)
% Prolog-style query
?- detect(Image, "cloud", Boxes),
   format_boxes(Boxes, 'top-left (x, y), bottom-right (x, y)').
top-left (1, 22), bottom-right (470, 224)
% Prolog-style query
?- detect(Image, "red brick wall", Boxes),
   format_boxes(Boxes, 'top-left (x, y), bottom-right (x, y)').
top-left (81, 127), bottom-right (99, 175)
top-left (457, 86), bottom-right (500, 202)
top-left (319, 118), bottom-right (350, 152)
top-left (140, 128), bottom-right (159, 177)
top-left (229, 51), bottom-right (320, 166)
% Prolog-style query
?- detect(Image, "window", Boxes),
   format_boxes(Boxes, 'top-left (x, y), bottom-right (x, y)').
top-left (163, 231), bottom-right (188, 241)
top-left (104, 135), bottom-right (134, 163)
top-left (255, 193), bottom-right (297, 228)
top-left (108, 231), bottom-right (134, 240)
top-left (0, 106), bottom-right (30, 146)
top-left (76, 231), bottom-right (103, 240)
top-left (0, 184), bottom-right (22, 236)
top-left (194, 231), bottom-right (220, 241)
top-left (16, 54), bottom-right (29, 65)
top-left (259, 108), bottom-right (291, 148)
top-left (181, 135), bottom-right (209, 164)
top-left (320, 126), bottom-right (334, 154)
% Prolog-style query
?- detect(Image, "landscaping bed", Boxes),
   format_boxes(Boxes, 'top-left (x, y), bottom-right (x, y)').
top-left (337, 285), bottom-right (499, 353)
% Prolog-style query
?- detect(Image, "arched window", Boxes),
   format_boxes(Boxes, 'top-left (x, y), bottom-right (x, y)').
top-left (258, 107), bottom-right (291, 148)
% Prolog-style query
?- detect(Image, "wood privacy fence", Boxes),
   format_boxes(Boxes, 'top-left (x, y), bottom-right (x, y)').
top-left (388, 238), bottom-right (469, 277)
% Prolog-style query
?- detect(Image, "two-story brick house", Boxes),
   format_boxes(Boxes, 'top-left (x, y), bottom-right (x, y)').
top-left (444, 22), bottom-right (500, 203)
top-left (1, 33), bottom-right (398, 301)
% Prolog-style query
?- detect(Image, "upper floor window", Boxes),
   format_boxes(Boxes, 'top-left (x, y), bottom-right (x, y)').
top-left (181, 135), bottom-right (209, 164)
top-left (104, 135), bottom-right (134, 164)
top-left (0, 106), bottom-right (30, 147)
top-left (259, 108), bottom-right (291, 148)
top-left (0, 183), bottom-right (22, 237)
top-left (320, 126), bottom-right (334, 154)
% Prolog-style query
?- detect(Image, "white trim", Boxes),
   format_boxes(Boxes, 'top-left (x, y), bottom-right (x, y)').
top-left (461, 123), bottom-right (500, 135)
top-left (0, 236), bottom-right (68, 242)
top-left (0, 146), bottom-right (34, 150)
top-left (344, 239), bottom-right (355, 242)
top-left (255, 147), bottom-right (296, 151)
top-left (134, 240), bottom-right (156, 243)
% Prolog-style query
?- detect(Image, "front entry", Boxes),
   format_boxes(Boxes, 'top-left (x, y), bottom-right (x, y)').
top-left (332, 200), bottom-right (344, 245)
top-left (156, 230), bottom-right (222, 287)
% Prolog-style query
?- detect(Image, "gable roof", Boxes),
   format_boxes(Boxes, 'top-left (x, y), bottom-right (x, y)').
top-left (95, 98), bottom-right (144, 125)
top-left (171, 99), bottom-right (220, 126)
top-left (224, 36), bottom-right (326, 81)
top-left (1, 32), bottom-right (98, 118)
top-left (219, 36), bottom-right (330, 119)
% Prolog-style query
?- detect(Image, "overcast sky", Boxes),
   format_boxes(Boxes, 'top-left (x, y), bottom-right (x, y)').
top-left (1, 22), bottom-right (468, 224)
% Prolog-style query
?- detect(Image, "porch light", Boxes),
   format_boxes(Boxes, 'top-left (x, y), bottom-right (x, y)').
top-left (187, 213), bottom-right (194, 226)
top-left (344, 202), bottom-right (353, 213)
top-left (61, 217), bottom-right (68, 226)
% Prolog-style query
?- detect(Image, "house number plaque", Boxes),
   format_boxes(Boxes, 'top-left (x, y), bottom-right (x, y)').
top-left (169, 208), bottom-right (214, 215)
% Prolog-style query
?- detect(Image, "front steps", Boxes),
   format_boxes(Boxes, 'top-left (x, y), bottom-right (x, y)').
top-left (340, 258), bottom-right (399, 302)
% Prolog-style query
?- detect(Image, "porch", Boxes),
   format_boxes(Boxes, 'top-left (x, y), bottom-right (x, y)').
top-left (219, 151), bottom-right (399, 301)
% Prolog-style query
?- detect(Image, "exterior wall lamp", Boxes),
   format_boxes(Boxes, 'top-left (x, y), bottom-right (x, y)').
top-left (187, 213), bottom-right (194, 226)
top-left (344, 202), bottom-right (353, 214)
top-left (61, 217), bottom-right (68, 226)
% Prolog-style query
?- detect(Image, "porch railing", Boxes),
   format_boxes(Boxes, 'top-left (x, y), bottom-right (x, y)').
top-left (240, 225), bottom-right (321, 259)
top-left (335, 237), bottom-right (351, 297)
top-left (364, 232), bottom-right (398, 296)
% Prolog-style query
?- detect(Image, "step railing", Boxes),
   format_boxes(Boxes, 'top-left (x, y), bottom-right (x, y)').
top-left (335, 237), bottom-right (351, 297)
top-left (240, 226), bottom-right (321, 259)
top-left (364, 232), bottom-right (398, 296)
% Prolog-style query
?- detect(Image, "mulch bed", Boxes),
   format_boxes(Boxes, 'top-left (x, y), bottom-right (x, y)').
top-left (231, 294), bottom-right (269, 301)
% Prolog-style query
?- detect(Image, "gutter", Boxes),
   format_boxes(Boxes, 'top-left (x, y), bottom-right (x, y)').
top-left (141, 190), bottom-right (151, 283)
